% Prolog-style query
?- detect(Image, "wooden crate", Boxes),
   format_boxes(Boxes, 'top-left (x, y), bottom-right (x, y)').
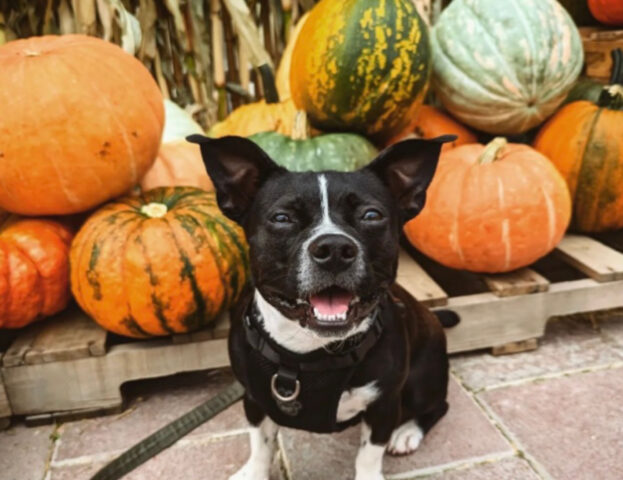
top-left (580, 27), bottom-right (623, 81)
top-left (3, 232), bottom-right (623, 420)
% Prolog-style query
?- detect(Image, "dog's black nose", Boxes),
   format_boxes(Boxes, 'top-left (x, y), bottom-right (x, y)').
top-left (308, 234), bottom-right (358, 271)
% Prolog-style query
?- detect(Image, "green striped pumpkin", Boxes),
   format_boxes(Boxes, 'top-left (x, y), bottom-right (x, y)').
top-left (249, 131), bottom-right (378, 172)
top-left (431, 0), bottom-right (584, 135)
top-left (289, 0), bottom-right (430, 143)
top-left (70, 187), bottom-right (249, 337)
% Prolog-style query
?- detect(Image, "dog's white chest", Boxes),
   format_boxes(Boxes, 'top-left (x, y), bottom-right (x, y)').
top-left (336, 381), bottom-right (379, 423)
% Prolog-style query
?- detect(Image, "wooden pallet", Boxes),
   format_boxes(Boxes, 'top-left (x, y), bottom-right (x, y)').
top-left (3, 232), bottom-right (623, 420)
top-left (580, 27), bottom-right (623, 82)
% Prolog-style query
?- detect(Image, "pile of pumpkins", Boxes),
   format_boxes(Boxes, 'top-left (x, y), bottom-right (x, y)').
top-left (1, 0), bottom-right (622, 337)
top-left (0, 35), bottom-right (247, 336)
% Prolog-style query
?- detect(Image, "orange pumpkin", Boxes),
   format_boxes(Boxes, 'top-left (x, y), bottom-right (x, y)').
top-left (534, 85), bottom-right (623, 232)
top-left (0, 35), bottom-right (164, 215)
top-left (0, 215), bottom-right (74, 328)
top-left (404, 138), bottom-right (572, 273)
top-left (588, 0), bottom-right (623, 25)
top-left (140, 141), bottom-right (213, 192)
top-left (387, 105), bottom-right (477, 151)
top-left (70, 187), bottom-right (249, 338)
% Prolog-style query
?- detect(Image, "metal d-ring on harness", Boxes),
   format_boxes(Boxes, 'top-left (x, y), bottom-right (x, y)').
top-left (271, 368), bottom-right (301, 402)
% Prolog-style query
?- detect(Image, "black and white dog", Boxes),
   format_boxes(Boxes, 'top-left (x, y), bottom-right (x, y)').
top-left (189, 134), bottom-right (458, 480)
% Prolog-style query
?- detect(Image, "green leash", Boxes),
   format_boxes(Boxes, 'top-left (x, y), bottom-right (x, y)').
top-left (91, 381), bottom-right (245, 480)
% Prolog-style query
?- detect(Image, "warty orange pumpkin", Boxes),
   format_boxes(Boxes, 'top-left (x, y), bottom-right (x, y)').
top-left (534, 85), bottom-right (623, 232)
top-left (404, 138), bottom-right (572, 273)
top-left (0, 35), bottom-right (164, 215)
top-left (0, 215), bottom-right (74, 328)
top-left (70, 187), bottom-right (249, 337)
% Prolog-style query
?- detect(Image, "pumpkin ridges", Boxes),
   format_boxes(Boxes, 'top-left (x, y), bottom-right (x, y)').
top-left (74, 43), bottom-right (165, 147)
top-left (2, 223), bottom-right (70, 316)
top-left (575, 108), bottom-right (623, 231)
top-left (75, 215), bottom-right (141, 336)
top-left (0, 243), bottom-right (10, 322)
top-left (122, 218), bottom-right (176, 337)
top-left (164, 216), bottom-right (212, 332)
top-left (125, 218), bottom-right (178, 336)
top-left (173, 211), bottom-right (229, 315)
top-left (534, 99), bottom-right (623, 232)
top-left (4, 242), bottom-right (44, 328)
top-left (71, 210), bottom-right (133, 317)
top-left (126, 218), bottom-right (184, 336)
top-left (58, 52), bottom-right (141, 186)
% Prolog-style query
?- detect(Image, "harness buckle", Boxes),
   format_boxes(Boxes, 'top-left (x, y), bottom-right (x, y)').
top-left (270, 368), bottom-right (301, 403)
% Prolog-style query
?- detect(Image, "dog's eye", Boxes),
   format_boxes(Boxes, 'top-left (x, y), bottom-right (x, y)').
top-left (362, 209), bottom-right (383, 221)
top-left (271, 212), bottom-right (292, 223)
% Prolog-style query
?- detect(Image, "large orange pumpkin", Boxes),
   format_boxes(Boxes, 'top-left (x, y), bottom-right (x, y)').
top-left (0, 215), bottom-right (74, 328)
top-left (0, 35), bottom-right (164, 215)
top-left (70, 187), bottom-right (249, 337)
top-left (534, 85), bottom-right (623, 232)
top-left (404, 138), bottom-right (572, 273)
top-left (386, 105), bottom-right (478, 152)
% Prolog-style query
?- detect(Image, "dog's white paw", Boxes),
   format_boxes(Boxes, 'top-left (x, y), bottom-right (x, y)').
top-left (228, 462), bottom-right (269, 480)
top-left (387, 420), bottom-right (423, 456)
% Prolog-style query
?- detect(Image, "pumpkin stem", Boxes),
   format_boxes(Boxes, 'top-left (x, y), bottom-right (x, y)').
top-left (258, 64), bottom-right (280, 104)
top-left (292, 111), bottom-right (310, 140)
top-left (141, 202), bottom-right (168, 218)
top-left (478, 137), bottom-right (508, 164)
top-left (598, 84), bottom-right (623, 110)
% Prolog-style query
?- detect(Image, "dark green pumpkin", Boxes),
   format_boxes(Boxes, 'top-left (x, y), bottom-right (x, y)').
top-left (249, 130), bottom-right (378, 172)
top-left (565, 49), bottom-right (623, 105)
top-left (564, 79), bottom-right (607, 105)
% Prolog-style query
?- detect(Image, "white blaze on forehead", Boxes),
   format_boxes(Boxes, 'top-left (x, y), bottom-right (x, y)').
top-left (296, 174), bottom-right (364, 295)
top-left (319, 174), bottom-right (331, 225)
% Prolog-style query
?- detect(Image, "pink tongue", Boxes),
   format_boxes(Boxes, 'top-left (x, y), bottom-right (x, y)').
top-left (310, 290), bottom-right (352, 316)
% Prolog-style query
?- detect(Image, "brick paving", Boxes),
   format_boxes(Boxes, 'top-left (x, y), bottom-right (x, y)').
top-left (2, 313), bottom-right (623, 480)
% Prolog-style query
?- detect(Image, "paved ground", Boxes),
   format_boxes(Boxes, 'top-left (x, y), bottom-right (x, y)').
top-left (2, 312), bottom-right (623, 480)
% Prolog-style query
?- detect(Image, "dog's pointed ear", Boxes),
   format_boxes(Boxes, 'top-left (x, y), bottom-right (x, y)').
top-left (366, 135), bottom-right (457, 223)
top-left (187, 134), bottom-right (284, 222)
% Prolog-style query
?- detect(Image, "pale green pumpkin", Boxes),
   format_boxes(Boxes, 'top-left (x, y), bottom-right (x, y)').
top-left (431, 0), bottom-right (583, 135)
top-left (249, 131), bottom-right (377, 172)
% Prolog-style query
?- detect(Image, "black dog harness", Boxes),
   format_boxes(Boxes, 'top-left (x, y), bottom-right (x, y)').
top-left (241, 302), bottom-right (386, 433)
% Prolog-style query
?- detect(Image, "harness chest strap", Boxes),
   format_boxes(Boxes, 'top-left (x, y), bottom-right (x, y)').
top-left (242, 303), bottom-right (384, 407)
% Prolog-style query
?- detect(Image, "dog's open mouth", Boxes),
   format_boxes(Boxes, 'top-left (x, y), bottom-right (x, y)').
top-left (309, 286), bottom-right (355, 327)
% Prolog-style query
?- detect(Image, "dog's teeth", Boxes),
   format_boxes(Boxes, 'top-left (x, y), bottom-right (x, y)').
top-left (313, 308), bottom-right (348, 322)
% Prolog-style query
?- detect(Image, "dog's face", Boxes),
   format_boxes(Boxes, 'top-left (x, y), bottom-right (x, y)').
top-left (189, 134), bottom-right (452, 336)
